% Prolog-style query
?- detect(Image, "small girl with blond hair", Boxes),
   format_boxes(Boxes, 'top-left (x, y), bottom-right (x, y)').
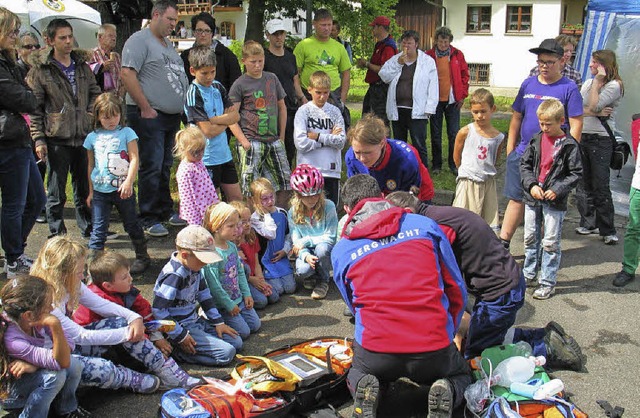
top-left (175, 126), bottom-right (219, 226)
top-left (250, 178), bottom-right (296, 296)
top-left (229, 200), bottom-right (278, 309)
top-left (30, 236), bottom-right (197, 392)
top-left (202, 202), bottom-right (261, 341)
top-left (287, 165), bottom-right (337, 300)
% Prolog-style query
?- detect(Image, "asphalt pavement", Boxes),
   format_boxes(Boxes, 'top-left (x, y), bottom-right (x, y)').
top-left (1, 164), bottom-right (638, 418)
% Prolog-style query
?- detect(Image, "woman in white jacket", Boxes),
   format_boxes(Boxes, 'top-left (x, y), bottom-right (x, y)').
top-left (379, 30), bottom-right (439, 169)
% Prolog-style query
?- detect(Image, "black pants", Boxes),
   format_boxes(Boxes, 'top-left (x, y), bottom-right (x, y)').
top-left (323, 177), bottom-right (340, 207)
top-left (284, 108), bottom-right (298, 167)
top-left (392, 108), bottom-right (429, 168)
top-left (347, 342), bottom-right (471, 408)
top-left (362, 83), bottom-right (389, 127)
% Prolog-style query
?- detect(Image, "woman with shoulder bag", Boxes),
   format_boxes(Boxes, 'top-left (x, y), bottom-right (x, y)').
top-left (575, 49), bottom-right (624, 245)
top-left (0, 7), bottom-right (46, 276)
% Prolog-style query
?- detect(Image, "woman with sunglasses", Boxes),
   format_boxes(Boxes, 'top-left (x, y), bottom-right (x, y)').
top-left (0, 7), bottom-right (47, 277)
top-left (16, 32), bottom-right (40, 79)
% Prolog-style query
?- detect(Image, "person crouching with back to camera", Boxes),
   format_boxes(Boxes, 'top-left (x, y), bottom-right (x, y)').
top-left (521, 99), bottom-right (582, 300)
top-left (288, 164), bottom-right (338, 300)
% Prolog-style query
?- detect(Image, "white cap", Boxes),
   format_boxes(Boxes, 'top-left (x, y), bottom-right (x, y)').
top-left (175, 225), bottom-right (222, 264)
top-left (265, 19), bottom-right (287, 35)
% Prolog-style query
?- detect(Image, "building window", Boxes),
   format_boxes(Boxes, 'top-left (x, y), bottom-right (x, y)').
top-left (467, 6), bottom-right (492, 33)
top-left (220, 21), bottom-right (235, 39)
top-left (469, 63), bottom-right (490, 85)
top-left (506, 5), bottom-right (532, 33)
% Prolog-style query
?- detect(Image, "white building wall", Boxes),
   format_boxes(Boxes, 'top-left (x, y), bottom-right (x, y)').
top-left (443, 0), bottom-right (563, 88)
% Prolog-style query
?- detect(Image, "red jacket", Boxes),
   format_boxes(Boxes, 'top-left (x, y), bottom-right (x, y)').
top-left (73, 284), bottom-right (154, 326)
top-left (426, 46), bottom-right (470, 103)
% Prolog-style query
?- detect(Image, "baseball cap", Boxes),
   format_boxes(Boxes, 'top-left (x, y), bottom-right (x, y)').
top-left (175, 225), bottom-right (221, 264)
top-left (265, 19), bottom-right (287, 35)
top-left (529, 39), bottom-right (564, 56)
top-left (369, 16), bottom-right (391, 27)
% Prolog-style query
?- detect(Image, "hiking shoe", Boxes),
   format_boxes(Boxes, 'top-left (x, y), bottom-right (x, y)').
top-left (428, 378), bottom-right (454, 418)
top-left (575, 226), bottom-right (599, 235)
top-left (61, 406), bottom-right (93, 417)
top-left (5, 254), bottom-right (34, 278)
top-left (168, 214), bottom-right (187, 227)
top-left (613, 270), bottom-right (635, 287)
top-left (145, 223), bottom-right (169, 237)
top-left (544, 321), bottom-right (585, 371)
top-left (130, 256), bottom-right (151, 275)
top-left (524, 275), bottom-right (537, 288)
top-left (604, 235), bottom-right (619, 245)
top-left (302, 275), bottom-right (317, 290)
top-left (533, 285), bottom-right (555, 300)
top-left (352, 374), bottom-right (379, 418)
top-left (311, 281), bottom-right (329, 300)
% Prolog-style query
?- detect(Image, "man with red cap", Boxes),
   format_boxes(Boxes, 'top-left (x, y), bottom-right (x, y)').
top-left (356, 16), bottom-right (397, 127)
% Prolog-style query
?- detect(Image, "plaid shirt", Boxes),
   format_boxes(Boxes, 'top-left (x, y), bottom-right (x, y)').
top-left (529, 64), bottom-right (583, 90)
top-left (90, 46), bottom-right (122, 93)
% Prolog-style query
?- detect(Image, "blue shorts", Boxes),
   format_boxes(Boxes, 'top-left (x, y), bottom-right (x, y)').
top-left (504, 151), bottom-right (524, 201)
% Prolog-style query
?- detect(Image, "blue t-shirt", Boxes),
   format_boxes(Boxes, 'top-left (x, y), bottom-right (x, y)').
top-left (513, 76), bottom-right (583, 155)
top-left (184, 80), bottom-right (234, 166)
top-left (83, 126), bottom-right (138, 193)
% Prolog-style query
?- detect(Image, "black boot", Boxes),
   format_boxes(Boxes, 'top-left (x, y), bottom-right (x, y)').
top-left (131, 238), bottom-right (151, 274)
top-left (86, 249), bottom-right (104, 271)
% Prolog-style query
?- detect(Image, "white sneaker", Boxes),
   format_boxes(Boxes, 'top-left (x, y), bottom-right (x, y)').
top-left (575, 226), bottom-right (599, 235)
top-left (604, 235), bottom-right (619, 245)
top-left (5, 254), bottom-right (33, 278)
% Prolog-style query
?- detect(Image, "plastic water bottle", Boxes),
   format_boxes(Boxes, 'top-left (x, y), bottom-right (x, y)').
top-left (490, 356), bottom-right (546, 387)
top-left (512, 341), bottom-right (533, 357)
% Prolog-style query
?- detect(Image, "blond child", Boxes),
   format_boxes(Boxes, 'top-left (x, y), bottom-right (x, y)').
top-left (175, 126), bottom-right (220, 226)
top-left (229, 200), bottom-right (278, 309)
top-left (288, 164), bottom-right (338, 300)
top-left (452, 88), bottom-right (505, 230)
top-left (250, 178), bottom-right (296, 296)
top-left (84, 92), bottom-right (150, 273)
top-left (293, 71), bottom-right (346, 205)
top-left (202, 202), bottom-right (261, 340)
top-left (228, 41), bottom-right (291, 206)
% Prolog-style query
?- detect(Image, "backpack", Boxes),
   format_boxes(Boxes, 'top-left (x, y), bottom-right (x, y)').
top-left (159, 388), bottom-right (211, 418)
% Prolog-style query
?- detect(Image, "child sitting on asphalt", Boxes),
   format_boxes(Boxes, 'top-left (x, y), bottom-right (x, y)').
top-left (152, 225), bottom-right (242, 366)
top-left (521, 99), bottom-right (582, 300)
top-left (452, 88), bottom-right (505, 230)
top-left (202, 202), bottom-right (261, 341)
top-left (229, 200), bottom-right (278, 309)
top-left (288, 164), bottom-right (338, 300)
top-left (250, 178), bottom-right (296, 296)
top-left (73, 251), bottom-right (199, 388)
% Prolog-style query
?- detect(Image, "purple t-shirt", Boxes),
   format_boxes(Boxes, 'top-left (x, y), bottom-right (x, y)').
top-left (3, 318), bottom-right (73, 370)
top-left (513, 76), bottom-right (583, 155)
top-left (53, 58), bottom-right (77, 96)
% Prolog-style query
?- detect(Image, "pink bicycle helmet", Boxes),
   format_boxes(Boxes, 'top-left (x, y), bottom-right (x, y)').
top-left (290, 164), bottom-right (324, 196)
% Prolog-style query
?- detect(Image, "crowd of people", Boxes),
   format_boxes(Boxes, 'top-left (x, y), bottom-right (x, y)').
top-left (0, 1), bottom-right (635, 417)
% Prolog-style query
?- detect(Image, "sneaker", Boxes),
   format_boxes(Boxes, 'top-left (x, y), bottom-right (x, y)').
top-left (311, 281), bottom-right (329, 300)
top-left (61, 406), bottom-right (93, 418)
top-left (352, 374), bottom-right (379, 418)
top-left (604, 235), bottom-right (619, 245)
top-left (131, 372), bottom-right (161, 394)
top-left (5, 254), bottom-right (34, 278)
top-left (524, 275), bottom-right (537, 288)
top-left (544, 321), bottom-right (585, 371)
top-left (532, 285), bottom-right (555, 300)
top-left (35, 212), bottom-right (46, 223)
top-left (106, 230), bottom-right (119, 241)
top-left (428, 378), bottom-right (454, 418)
top-left (613, 270), bottom-right (635, 287)
top-left (144, 223), bottom-right (169, 237)
top-left (575, 226), bottom-right (599, 235)
top-left (168, 214), bottom-right (187, 227)
top-left (156, 357), bottom-right (202, 389)
top-left (302, 275), bottom-right (317, 290)
top-left (343, 305), bottom-right (354, 317)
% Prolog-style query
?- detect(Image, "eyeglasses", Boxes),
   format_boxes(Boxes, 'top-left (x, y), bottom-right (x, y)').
top-left (22, 44), bottom-right (40, 50)
top-left (260, 194), bottom-right (275, 204)
top-left (190, 149), bottom-right (205, 158)
top-left (194, 29), bottom-right (213, 35)
top-left (536, 60), bottom-right (558, 67)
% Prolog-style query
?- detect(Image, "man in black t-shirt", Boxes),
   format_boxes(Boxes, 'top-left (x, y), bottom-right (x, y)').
top-left (264, 19), bottom-right (307, 166)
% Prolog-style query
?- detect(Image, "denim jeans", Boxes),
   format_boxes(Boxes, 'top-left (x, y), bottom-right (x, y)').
top-left (46, 144), bottom-right (92, 237)
top-left (1, 355), bottom-right (82, 416)
top-left (295, 242), bottom-right (334, 283)
top-left (430, 101), bottom-right (461, 171)
top-left (74, 317), bottom-right (164, 372)
top-left (171, 317), bottom-right (239, 366)
top-left (89, 191), bottom-right (145, 250)
top-left (127, 106), bottom-right (181, 226)
top-left (392, 108), bottom-right (429, 168)
top-left (249, 283), bottom-right (280, 308)
top-left (523, 203), bottom-right (565, 287)
top-left (221, 301), bottom-right (261, 340)
top-left (0, 148), bottom-right (46, 262)
top-left (267, 273), bottom-right (297, 296)
top-left (575, 134), bottom-right (616, 236)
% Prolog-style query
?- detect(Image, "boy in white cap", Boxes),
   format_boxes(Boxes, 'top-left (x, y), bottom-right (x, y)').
top-left (152, 225), bottom-right (242, 366)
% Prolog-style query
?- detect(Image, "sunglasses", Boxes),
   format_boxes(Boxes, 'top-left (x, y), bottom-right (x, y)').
top-left (22, 44), bottom-right (40, 50)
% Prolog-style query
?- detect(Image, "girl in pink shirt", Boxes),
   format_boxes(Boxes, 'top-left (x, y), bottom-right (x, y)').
top-left (175, 127), bottom-right (220, 225)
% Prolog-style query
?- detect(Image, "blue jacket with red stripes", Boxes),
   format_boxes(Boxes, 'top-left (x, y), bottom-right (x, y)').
top-left (331, 198), bottom-right (466, 354)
